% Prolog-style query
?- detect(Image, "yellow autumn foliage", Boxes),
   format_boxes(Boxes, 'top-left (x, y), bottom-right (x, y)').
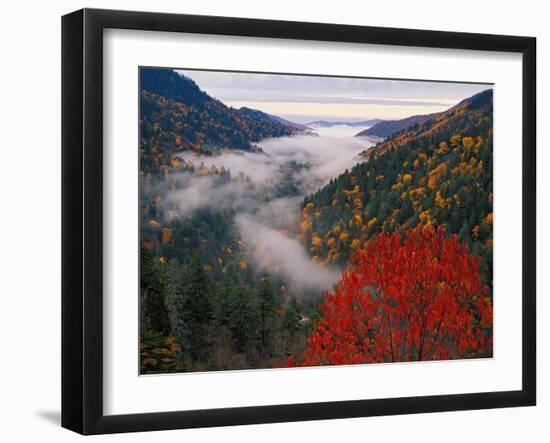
top-left (161, 227), bottom-right (173, 245)
top-left (303, 202), bottom-right (315, 216)
top-left (391, 182), bottom-right (403, 191)
top-left (350, 214), bottom-right (363, 228)
top-left (311, 235), bottom-right (323, 247)
top-left (450, 134), bottom-right (462, 146)
top-left (170, 157), bottom-right (181, 169)
top-left (427, 163), bottom-right (447, 190)
top-left (462, 136), bottom-right (474, 150)
top-left (435, 191), bottom-right (450, 209)
top-left (300, 219), bottom-right (312, 233)
top-left (419, 209), bottom-right (434, 226)
top-left (148, 219), bottom-right (161, 229)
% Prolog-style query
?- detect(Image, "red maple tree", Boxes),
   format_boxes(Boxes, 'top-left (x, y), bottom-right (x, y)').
top-left (288, 226), bottom-right (493, 367)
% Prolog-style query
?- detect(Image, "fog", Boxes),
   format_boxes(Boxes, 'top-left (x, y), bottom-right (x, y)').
top-left (163, 175), bottom-right (255, 219)
top-left (177, 130), bottom-right (376, 193)
top-left (259, 133), bottom-right (373, 191)
top-left (161, 127), bottom-right (377, 293)
top-left (179, 150), bottom-right (279, 186)
top-left (236, 214), bottom-right (340, 292)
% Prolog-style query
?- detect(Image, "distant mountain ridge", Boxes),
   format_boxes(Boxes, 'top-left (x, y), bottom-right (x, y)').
top-left (306, 119), bottom-right (384, 128)
top-left (355, 113), bottom-right (442, 139)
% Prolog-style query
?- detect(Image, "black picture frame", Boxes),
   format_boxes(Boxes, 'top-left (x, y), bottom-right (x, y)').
top-left (62, 8), bottom-right (536, 435)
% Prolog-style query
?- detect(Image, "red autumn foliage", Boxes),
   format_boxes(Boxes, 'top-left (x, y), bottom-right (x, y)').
top-left (288, 226), bottom-right (493, 367)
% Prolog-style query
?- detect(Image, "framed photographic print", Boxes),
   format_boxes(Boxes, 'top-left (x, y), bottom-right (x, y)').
top-left (61, 8), bottom-right (536, 435)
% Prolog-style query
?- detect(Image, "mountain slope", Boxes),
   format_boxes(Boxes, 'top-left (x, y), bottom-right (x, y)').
top-left (299, 89), bottom-right (493, 287)
top-left (266, 114), bottom-right (312, 131)
top-left (358, 89), bottom-right (493, 159)
top-left (139, 68), bottom-right (301, 175)
top-left (239, 107), bottom-right (311, 131)
top-left (355, 112), bottom-right (441, 139)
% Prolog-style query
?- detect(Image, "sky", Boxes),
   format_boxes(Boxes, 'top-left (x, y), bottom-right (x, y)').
top-left (177, 69), bottom-right (492, 124)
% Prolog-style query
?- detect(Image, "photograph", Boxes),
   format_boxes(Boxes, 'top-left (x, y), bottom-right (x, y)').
top-left (138, 67), bottom-right (494, 374)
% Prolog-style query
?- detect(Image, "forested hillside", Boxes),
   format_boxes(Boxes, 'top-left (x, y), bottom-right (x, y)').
top-left (300, 89), bottom-right (493, 288)
top-left (139, 69), bottom-right (312, 373)
top-left (139, 68), bottom-right (301, 175)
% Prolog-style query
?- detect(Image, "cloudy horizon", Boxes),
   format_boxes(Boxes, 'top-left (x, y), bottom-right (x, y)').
top-left (176, 69), bottom-right (492, 124)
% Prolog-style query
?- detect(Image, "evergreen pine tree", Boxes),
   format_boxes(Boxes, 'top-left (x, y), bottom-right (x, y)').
top-left (166, 253), bottom-right (213, 363)
top-left (257, 276), bottom-right (277, 351)
top-left (226, 283), bottom-right (261, 354)
top-left (282, 295), bottom-right (301, 334)
top-left (140, 244), bottom-right (170, 335)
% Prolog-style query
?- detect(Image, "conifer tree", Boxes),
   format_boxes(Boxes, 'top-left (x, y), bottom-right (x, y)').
top-left (140, 244), bottom-right (170, 335)
top-left (257, 276), bottom-right (277, 351)
top-left (166, 253), bottom-right (213, 363)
